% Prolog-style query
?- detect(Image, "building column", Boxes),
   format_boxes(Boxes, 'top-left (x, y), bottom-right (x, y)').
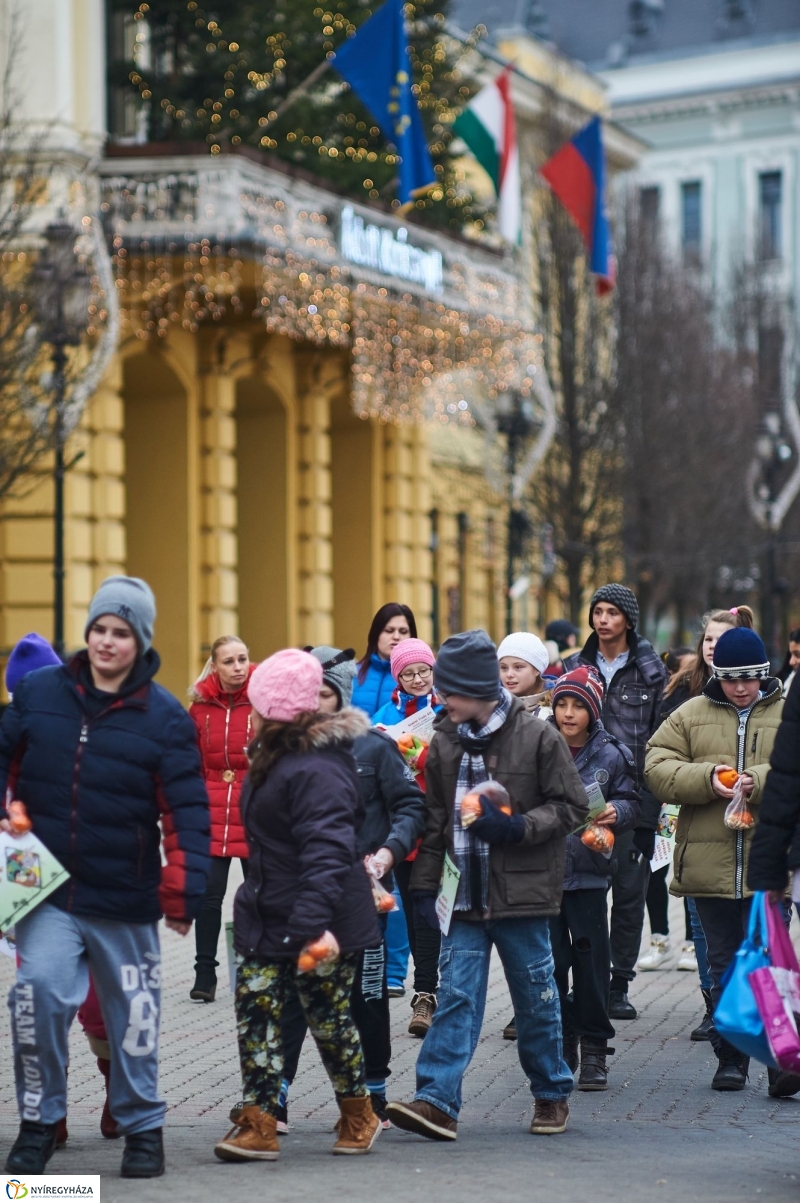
top-left (382, 422), bottom-right (432, 641)
top-left (295, 348), bottom-right (334, 648)
top-left (198, 338), bottom-right (241, 658)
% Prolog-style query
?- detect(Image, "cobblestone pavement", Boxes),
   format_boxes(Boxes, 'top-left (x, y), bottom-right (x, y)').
top-left (2, 878), bottom-right (799, 1202)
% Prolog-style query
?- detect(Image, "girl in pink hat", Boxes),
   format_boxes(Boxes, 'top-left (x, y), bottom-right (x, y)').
top-left (372, 638), bottom-right (443, 729)
top-left (215, 648), bottom-right (383, 1162)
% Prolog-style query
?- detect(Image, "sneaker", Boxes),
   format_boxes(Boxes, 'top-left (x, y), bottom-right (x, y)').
top-left (530, 1099), bottom-right (570, 1135)
top-left (608, 989), bottom-right (637, 1021)
top-left (214, 1106), bottom-right (280, 1162)
top-left (502, 1015), bottom-right (517, 1040)
top-left (120, 1128), bottom-right (165, 1178)
top-left (637, 934), bottom-right (670, 971)
top-left (387, 984), bottom-right (406, 998)
top-left (677, 942), bottom-right (697, 971)
top-left (384, 1099), bottom-right (457, 1141)
top-left (408, 992), bottom-right (437, 1037)
top-left (275, 1104), bottom-right (289, 1135)
top-left (370, 1094), bottom-right (391, 1130)
top-left (4, 1121), bottom-right (59, 1174)
top-left (332, 1096), bottom-right (381, 1154)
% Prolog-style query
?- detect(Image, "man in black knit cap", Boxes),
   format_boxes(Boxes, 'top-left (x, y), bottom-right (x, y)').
top-left (564, 585), bottom-right (667, 1021)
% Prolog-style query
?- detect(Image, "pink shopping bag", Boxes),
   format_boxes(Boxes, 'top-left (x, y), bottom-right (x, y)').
top-left (749, 895), bottom-right (800, 1073)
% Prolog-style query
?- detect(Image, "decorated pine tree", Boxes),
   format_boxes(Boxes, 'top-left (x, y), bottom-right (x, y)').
top-left (106, 0), bottom-right (484, 228)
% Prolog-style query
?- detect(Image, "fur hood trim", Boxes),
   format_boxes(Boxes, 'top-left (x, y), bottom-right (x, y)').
top-left (299, 706), bottom-right (370, 751)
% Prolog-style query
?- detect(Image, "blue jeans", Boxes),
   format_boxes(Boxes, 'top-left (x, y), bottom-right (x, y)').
top-left (686, 897), bottom-right (712, 991)
top-left (385, 886), bottom-right (409, 988)
top-left (414, 917), bottom-right (573, 1119)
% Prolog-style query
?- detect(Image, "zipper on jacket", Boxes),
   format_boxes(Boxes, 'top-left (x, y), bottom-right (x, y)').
top-left (67, 723), bottom-right (90, 910)
top-left (222, 703), bottom-right (233, 856)
top-left (733, 711), bottom-right (749, 900)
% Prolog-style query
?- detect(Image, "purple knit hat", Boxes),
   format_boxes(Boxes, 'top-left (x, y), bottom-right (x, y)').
top-left (551, 665), bottom-right (605, 725)
top-left (248, 649), bottom-right (322, 721)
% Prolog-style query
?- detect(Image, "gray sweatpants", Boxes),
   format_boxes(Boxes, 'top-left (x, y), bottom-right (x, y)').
top-left (9, 903), bottom-right (165, 1133)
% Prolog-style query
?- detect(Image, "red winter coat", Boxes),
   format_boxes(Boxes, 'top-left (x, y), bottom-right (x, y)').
top-left (190, 667), bottom-right (253, 859)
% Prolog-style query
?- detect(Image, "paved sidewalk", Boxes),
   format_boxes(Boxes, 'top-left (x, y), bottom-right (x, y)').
top-left (2, 881), bottom-right (799, 1202)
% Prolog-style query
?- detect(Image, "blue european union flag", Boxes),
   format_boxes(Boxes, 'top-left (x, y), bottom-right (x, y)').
top-left (332, 0), bottom-right (435, 203)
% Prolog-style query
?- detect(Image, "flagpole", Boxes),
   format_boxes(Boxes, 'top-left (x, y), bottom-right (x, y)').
top-left (263, 56), bottom-right (333, 126)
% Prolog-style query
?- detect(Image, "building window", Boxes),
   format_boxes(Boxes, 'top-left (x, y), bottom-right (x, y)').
top-left (681, 181), bottom-right (702, 263)
top-left (639, 186), bottom-right (660, 230)
top-left (759, 171), bottom-right (782, 261)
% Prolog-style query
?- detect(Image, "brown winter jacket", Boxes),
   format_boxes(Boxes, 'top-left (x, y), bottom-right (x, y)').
top-left (644, 678), bottom-right (783, 900)
top-left (410, 697), bottom-right (589, 918)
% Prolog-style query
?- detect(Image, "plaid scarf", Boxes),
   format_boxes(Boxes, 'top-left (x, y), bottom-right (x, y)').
top-left (452, 688), bottom-right (513, 914)
top-left (390, 687), bottom-right (439, 716)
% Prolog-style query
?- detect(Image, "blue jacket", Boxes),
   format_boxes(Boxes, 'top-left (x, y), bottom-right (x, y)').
top-left (351, 655), bottom-right (395, 718)
top-left (547, 718), bottom-right (641, 891)
top-left (372, 690), bottom-right (443, 729)
top-left (0, 652), bottom-right (210, 924)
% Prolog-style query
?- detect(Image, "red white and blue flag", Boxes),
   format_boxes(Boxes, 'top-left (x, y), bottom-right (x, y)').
top-left (540, 115), bottom-right (615, 294)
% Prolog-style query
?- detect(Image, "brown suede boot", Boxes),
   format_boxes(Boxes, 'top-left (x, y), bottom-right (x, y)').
top-left (214, 1106), bottom-right (280, 1162)
top-left (332, 1095), bottom-right (381, 1155)
top-left (96, 1058), bottom-right (120, 1139)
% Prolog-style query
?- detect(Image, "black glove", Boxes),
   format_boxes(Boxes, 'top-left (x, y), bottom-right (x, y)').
top-left (632, 827), bottom-right (656, 860)
top-left (469, 794), bottom-right (525, 845)
top-left (412, 892), bottom-right (440, 931)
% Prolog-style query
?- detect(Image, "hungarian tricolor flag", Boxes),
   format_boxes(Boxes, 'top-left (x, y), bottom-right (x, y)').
top-left (540, 115), bottom-right (615, 294)
top-left (453, 70), bottom-right (521, 244)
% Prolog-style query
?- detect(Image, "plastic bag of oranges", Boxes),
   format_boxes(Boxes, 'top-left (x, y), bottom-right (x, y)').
top-left (297, 930), bottom-right (340, 975)
top-left (459, 781), bottom-right (512, 828)
top-left (370, 876), bottom-right (398, 914)
top-left (580, 823), bottom-right (615, 855)
top-left (724, 777), bottom-right (755, 830)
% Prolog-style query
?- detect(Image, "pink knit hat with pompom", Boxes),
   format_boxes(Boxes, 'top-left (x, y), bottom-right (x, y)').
top-left (390, 638), bottom-right (435, 682)
top-left (248, 648), bottom-right (322, 721)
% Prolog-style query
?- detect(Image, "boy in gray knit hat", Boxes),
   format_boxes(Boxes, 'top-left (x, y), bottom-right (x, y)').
top-left (564, 585), bottom-right (667, 1022)
top-left (386, 629), bottom-right (588, 1139)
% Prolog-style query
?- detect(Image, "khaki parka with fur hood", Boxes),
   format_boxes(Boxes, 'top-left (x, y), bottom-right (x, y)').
top-left (645, 677), bottom-right (784, 899)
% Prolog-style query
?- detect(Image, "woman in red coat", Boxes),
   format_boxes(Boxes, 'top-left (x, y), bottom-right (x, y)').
top-left (189, 635), bottom-right (253, 1001)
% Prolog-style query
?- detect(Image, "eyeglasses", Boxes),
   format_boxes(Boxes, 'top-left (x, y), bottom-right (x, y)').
top-left (398, 666), bottom-right (433, 684)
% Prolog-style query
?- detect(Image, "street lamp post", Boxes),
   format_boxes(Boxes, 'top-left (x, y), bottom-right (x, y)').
top-left (33, 221), bottom-right (91, 658)
top-left (496, 391), bottom-right (536, 635)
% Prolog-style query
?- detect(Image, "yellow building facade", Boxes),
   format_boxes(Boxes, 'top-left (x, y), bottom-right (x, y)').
top-left (0, 9), bottom-right (642, 698)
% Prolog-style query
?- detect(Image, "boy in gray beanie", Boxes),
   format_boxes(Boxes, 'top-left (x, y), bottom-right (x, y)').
top-left (0, 575), bottom-right (209, 1180)
top-left (85, 576), bottom-right (156, 654)
top-left (387, 629), bottom-right (588, 1139)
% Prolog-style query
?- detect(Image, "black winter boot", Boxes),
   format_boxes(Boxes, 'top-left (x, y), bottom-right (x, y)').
top-left (691, 989), bottom-right (714, 1042)
top-left (578, 1042), bottom-right (614, 1091)
top-left (712, 1047), bottom-right (749, 1091)
top-left (5, 1121), bottom-right (59, 1174)
top-left (608, 989), bottom-right (636, 1021)
top-left (120, 1128), bottom-right (165, 1178)
top-left (767, 1067), bottom-right (800, 1098)
top-left (189, 963), bottom-right (217, 1003)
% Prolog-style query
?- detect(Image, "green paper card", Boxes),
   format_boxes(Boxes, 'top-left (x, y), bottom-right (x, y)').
top-left (0, 831), bottom-right (70, 934)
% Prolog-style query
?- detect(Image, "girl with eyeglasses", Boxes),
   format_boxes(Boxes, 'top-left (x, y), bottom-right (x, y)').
top-left (372, 639), bottom-right (442, 729)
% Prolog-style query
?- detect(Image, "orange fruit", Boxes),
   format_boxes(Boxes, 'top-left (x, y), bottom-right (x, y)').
top-left (377, 893), bottom-right (395, 913)
top-left (307, 937), bottom-right (331, 961)
top-left (297, 953), bottom-right (316, 972)
top-left (718, 770), bottom-right (739, 789)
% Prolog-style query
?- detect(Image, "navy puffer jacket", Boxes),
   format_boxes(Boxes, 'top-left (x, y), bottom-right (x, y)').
top-left (0, 652), bottom-right (210, 924)
top-left (234, 708), bottom-right (381, 959)
top-left (547, 718), bottom-right (641, 891)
